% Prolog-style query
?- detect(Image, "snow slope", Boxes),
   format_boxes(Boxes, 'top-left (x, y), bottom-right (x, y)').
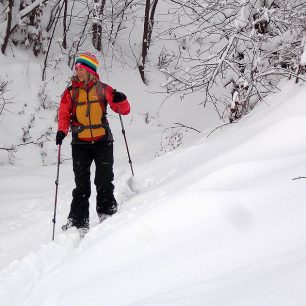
top-left (0, 79), bottom-right (306, 306)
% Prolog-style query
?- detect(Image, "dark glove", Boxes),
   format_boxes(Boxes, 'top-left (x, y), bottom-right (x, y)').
top-left (56, 131), bottom-right (66, 145)
top-left (113, 89), bottom-right (127, 103)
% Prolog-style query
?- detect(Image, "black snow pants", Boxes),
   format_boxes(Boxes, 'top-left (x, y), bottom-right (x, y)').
top-left (68, 141), bottom-right (117, 228)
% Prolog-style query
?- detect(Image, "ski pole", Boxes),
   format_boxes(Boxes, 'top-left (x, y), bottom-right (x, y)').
top-left (52, 144), bottom-right (61, 241)
top-left (119, 113), bottom-right (134, 176)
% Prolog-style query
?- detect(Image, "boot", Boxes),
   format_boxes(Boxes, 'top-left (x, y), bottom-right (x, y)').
top-left (105, 203), bottom-right (118, 215)
top-left (98, 203), bottom-right (117, 223)
top-left (61, 218), bottom-right (89, 231)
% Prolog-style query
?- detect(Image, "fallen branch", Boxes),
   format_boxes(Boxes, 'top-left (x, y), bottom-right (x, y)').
top-left (292, 176), bottom-right (306, 181)
top-left (173, 122), bottom-right (201, 133)
top-left (206, 121), bottom-right (237, 138)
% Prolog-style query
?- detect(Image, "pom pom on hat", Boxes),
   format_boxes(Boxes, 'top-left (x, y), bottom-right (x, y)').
top-left (75, 52), bottom-right (99, 76)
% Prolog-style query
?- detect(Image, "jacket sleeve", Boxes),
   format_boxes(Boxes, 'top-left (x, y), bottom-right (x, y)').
top-left (105, 85), bottom-right (130, 115)
top-left (58, 88), bottom-right (72, 134)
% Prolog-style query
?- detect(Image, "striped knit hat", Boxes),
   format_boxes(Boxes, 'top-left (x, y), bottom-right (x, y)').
top-left (75, 52), bottom-right (99, 76)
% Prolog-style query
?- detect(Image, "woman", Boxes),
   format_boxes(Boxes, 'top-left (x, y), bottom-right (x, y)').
top-left (56, 52), bottom-right (130, 235)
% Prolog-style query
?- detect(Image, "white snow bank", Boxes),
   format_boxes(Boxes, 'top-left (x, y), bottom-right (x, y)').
top-left (1, 81), bottom-right (306, 306)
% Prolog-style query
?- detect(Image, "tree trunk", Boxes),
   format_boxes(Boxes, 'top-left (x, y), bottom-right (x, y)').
top-left (1, 0), bottom-right (14, 54)
top-left (62, 0), bottom-right (68, 49)
top-left (42, 0), bottom-right (65, 80)
top-left (138, 0), bottom-right (159, 84)
top-left (138, 0), bottom-right (151, 84)
top-left (92, 0), bottom-right (106, 51)
top-left (148, 0), bottom-right (158, 47)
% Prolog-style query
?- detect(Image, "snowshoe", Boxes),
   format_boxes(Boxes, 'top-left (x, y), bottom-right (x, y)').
top-left (62, 218), bottom-right (89, 239)
top-left (78, 227), bottom-right (89, 239)
top-left (61, 219), bottom-right (73, 231)
top-left (98, 214), bottom-right (109, 223)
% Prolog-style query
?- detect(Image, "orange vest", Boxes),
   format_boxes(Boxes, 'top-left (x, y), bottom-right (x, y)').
top-left (70, 83), bottom-right (107, 141)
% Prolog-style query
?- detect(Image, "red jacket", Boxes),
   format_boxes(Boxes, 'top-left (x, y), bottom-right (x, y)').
top-left (58, 77), bottom-right (130, 139)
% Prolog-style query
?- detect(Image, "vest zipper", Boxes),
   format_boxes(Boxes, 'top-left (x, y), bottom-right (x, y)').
top-left (86, 90), bottom-right (95, 143)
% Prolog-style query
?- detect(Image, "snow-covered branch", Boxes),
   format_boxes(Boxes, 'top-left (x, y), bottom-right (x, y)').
top-left (158, 0), bottom-right (306, 122)
top-left (18, 0), bottom-right (48, 19)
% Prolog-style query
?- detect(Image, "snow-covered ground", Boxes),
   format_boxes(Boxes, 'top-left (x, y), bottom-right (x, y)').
top-left (1, 71), bottom-right (306, 305)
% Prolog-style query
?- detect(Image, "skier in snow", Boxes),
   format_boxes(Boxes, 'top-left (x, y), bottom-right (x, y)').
top-left (56, 52), bottom-right (130, 234)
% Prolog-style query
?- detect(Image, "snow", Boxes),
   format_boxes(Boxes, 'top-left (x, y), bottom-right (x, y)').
top-left (1, 55), bottom-right (306, 306)
top-left (301, 44), bottom-right (306, 66)
top-left (234, 1), bottom-right (250, 31)
top-left (19, 0), bottom-right (44, 19)
top-left (0, 0), bottom-right (306, 302)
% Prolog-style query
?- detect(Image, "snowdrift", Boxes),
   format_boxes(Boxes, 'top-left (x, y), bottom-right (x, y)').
top-left (0, 81), bottom-right (306, 305)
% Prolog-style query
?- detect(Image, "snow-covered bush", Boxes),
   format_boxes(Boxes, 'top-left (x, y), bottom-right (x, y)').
top-left (38, 82), bottom-right (57, 110)
top-left (1, 0), bottom-right (47, 56)
top-left (0, 79), bottom-right (12, 117)
top-left (159, 0), bottom-right (306, 122)
top-left (158, 122), bottom-right (201, 154)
